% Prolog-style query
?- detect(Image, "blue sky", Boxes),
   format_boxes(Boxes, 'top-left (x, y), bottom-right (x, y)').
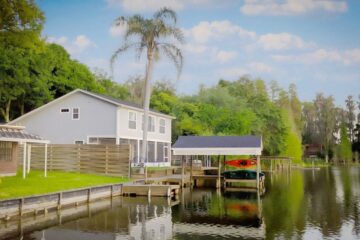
top-left (38, 0), bottom-right (360, 105)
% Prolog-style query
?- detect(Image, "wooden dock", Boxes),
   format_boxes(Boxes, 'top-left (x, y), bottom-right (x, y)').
top-left (192, 175), bottom-right (265, 190)
top-left (122, 184), bottom-right (180, 197)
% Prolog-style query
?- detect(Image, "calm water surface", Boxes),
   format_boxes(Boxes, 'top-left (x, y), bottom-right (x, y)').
top-left (1, 167), bottom-right (360, 240)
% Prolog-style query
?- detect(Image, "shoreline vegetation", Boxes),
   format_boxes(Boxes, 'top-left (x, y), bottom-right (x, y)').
top-left (0, 171), bottom-right (130, 200)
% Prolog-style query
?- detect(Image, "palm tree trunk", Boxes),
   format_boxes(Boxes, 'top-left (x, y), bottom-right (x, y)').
top-left (140, 52), bottom-right (154, 169)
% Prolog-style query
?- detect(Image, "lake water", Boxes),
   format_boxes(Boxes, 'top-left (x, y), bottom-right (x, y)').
top-left (1, 167), bottom-right (360, 240)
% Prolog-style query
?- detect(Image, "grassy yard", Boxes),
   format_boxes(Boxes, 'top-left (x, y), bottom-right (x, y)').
top-left (0, 171), bottom-right (130, 200)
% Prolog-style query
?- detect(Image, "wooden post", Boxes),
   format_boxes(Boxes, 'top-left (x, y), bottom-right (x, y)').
top-left (58, 192), bottom-right (62, 210)
top-left (19, 198), bottom-right (24, 216)
top-left (270, 158), bottom-right (273, 172)
top-left (128, 145), bottom-right (131, 179)
top-left (22, 142), bottom-right (27, 179)
top-left (27, 144), bottom-right (31, 173)
top-left (256, 155), bottom-right (260, 189)
top-left (223, 155), bottom-right (226, 172)
top-left (190, 155), bottom-right (193, 187)
top-left (105, 145), bottom-right (108, 175)
top-left (217, 155), bottom-right (221, 188)
top-left (181, 156), bottom-right (185, 188)
top-left (44, 144), bottom-right (48, 177)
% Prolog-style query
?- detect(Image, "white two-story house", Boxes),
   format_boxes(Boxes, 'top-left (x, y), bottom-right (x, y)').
top-left (9, 89), bottom-right (174, 166)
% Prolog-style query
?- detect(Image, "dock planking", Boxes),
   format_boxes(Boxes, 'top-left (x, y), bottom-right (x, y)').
top-left (122, 184), bottom-right (180, 197)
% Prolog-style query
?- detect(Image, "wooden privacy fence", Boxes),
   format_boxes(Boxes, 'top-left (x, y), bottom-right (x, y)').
top-left (18, 144), bottom-right (130, 177)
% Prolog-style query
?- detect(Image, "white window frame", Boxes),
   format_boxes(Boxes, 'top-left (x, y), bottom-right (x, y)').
top-left (87, 135), bottom-right (117, 144)
top-left (128, 111), bottom-right (137, 130)
top-left (159, 118), bottom-right (166, 134)
top-left (60, 107), bottom-right (70, 113)
top-left (142, 114), bottom-right (155, 132)
top-left (72, 107), bottom-right (80, 120)
top-left (164, 144), bottom-right (169, 162)
top-left (149, 116), bottom-right (155, 132)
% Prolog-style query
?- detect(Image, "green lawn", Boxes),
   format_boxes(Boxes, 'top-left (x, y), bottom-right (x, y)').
top-left (0, 171), bottom-right (130, 200)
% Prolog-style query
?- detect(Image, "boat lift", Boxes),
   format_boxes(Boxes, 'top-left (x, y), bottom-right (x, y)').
top-left (172, 136), bottom-right (263, 189)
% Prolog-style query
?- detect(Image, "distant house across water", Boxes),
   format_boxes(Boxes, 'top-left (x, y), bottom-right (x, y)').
top-left (9, 89), bottom-right (174, 167)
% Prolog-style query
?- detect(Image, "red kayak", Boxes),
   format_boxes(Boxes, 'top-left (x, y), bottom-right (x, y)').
top-left (225, 159), bottom-right (257, 168)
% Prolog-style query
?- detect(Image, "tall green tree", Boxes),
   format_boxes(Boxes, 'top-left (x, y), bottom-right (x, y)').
top-left (338, 123), bottom-right (353, 163)
top-left (314, 93), bottom-right (337, 163)
top-left (111, 8), bottom-right (184, 165)
top-left (345, 95), bottom-right (356, 142)
top-left (93, 69), bottom-right (130, 100)
top-left (302, 102), bottom-right (318, 145)
top-left (0, 0), bottom-right (45, 49)
top-left (0, 0), bottom-right (45, 122)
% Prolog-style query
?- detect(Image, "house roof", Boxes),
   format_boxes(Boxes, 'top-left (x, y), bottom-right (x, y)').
top-left (9, 89), bottom-right (175, 124)
top-left (172, 136), bottom-right (262, 155)
top-left (0, 125), bottom-right (49, 143)
top-left (78, 89), bottom-right (175, 118)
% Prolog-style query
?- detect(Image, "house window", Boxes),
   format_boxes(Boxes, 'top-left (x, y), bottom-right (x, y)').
top-left (60, 108), bottom-right (69, 113)
top-left (74, 140), bottom-right (84, 144)
top-left (72, 108), bottom-right (80, 120)
top-left (159, 118), bottom-right (165, 134)
top-left (142, 115), bottom-right (155, 132)
top-left (128, 111), bottom-right (137, 129)
top-left (0, 142), bottom-right (12, 162)
top-left (88, 137), bottom-right (99, 144)
top-left (88, 137), bottom-right (116, 144)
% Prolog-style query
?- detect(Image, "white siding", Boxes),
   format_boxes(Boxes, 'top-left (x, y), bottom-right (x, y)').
top-left (14, 92), bottom-right (117, 144)
top-left (117, 107), bottom-right (172, 143)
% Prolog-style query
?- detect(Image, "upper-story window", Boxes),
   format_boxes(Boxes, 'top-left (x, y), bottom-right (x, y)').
top-left (142, 115), bottom-right (155, 132)
top-left (72, 108), bottom-right (80, 120)
top-left (159, 118), bottom-right (165, 134)
top-left (128, 111), bottom-right (137, 129)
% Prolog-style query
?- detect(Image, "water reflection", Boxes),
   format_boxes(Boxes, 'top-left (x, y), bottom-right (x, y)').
top-left (172, 189), bottom-right (264, 239)
top-left (1, 167), bottom-right (360, 240)
top-left (2, 197), bottom-right (176, 240)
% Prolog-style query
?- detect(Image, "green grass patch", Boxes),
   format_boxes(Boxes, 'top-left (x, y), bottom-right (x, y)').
top-left (0, 171), bottom-right (130, 200)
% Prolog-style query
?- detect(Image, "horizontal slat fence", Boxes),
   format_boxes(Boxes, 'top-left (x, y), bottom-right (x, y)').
top-left (18, 144), bottom-right (130, 177)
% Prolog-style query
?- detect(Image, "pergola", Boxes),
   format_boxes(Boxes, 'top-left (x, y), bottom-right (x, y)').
top-left (0, 125), bottom-right (50, 178)
top-left (172, 136), bottom-right (263, 188)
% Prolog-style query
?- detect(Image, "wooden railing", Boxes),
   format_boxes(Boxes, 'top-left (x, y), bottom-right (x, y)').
top-left (18, 144), bottom-right (130, 177)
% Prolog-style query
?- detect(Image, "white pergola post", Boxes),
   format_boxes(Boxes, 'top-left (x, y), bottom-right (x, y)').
top-left (22, 142), bottom-right (27, 179)
top-left (27, 144), bottom-right (31, 173)
top-left (256, 155), bottom-right (260, 189)
top-left (44, 143), bottom-right (48, 177)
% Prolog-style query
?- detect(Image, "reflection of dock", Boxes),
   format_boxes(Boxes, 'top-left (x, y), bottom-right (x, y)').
top-left (174, 222), bottom-right (265, 239)
top-left (173, 189), bottom-right (265, 239)
top-left (0, 196), bottom-right (179, 240)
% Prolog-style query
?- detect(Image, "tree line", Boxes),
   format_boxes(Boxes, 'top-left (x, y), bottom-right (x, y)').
top-left (1, 0), bottom-right (358, 163)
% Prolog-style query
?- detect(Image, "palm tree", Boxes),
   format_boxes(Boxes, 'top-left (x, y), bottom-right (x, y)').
top-left (111, 8), bottom-right (184, 170)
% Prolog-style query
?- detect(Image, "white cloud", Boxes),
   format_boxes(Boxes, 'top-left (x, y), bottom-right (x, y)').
top-left (217, 67), bottom-right (249, 79)
top-left (216, 50), bottom-right (237, 64)
top-left (107, 0), bottom-right (211, 12)
top-left (257, 33), bottom-right (311, 51)
top-left (183, 43), bottom-right (208, 54)
top-left (247, 62), bottom-right (273, 73)
top-left (185, 20), bottom-right (256, 43)
top-left (272, 48), bottom-right (360, 65)
top-left (74, 35), bottom-right (94, 50)
top-left (344, 48), bottom-right (360, 64)
top-left (240, 0), bottom-right (347, 16)
top-left (47, 35), bottom-right (95, 55)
